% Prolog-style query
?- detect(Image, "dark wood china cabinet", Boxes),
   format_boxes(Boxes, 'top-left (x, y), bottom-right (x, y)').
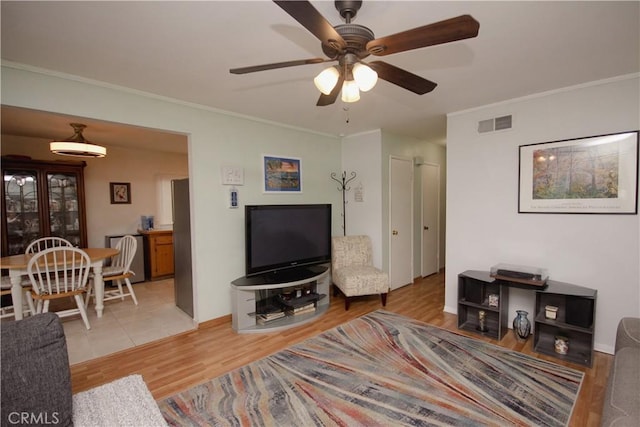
top-left (1, 157), bottom-right (88, 256)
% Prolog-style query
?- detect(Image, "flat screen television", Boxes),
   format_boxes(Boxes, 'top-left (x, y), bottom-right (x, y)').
top-left (245, 204), bottom-right (331, 278)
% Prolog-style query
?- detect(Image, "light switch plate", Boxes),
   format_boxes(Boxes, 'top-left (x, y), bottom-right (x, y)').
top-left (221, 165), bottom-right (244, 185)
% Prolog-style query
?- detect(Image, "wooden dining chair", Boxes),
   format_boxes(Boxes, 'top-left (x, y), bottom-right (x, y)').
top-left (0, 237), bottom-right (69, 320)
top-left (25, 236), bottom-right (73, 254)
top-left (0, 278), bottom-right (35, 319)
top-left (85, 235), bottom-right (139, 307)
top-left (27, 246), bottom-right (92, 330)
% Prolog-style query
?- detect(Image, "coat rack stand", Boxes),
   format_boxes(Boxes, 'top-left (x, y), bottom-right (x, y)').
top-left (330, 171), bottom-right (357, 236)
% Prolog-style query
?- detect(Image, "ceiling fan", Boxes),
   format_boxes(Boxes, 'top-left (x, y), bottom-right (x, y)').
top-left (230, 0), bottom-right (480, 106)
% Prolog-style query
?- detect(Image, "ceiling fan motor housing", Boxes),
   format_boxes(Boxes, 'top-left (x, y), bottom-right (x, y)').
top-left (322, 24), bottom-right (375, 60)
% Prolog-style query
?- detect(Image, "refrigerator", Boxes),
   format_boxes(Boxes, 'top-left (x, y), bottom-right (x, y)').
top-left (105, 234), bottom-right (145, 283)
top-left (172, 178), bottom-right (193, 317)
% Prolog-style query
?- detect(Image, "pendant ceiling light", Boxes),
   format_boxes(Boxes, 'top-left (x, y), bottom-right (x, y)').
top-left (50, 123), bottom-right (106, 158)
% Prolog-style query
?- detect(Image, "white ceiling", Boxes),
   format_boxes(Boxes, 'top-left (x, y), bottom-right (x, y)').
top-left (1, 1), bottom-right (638, 153)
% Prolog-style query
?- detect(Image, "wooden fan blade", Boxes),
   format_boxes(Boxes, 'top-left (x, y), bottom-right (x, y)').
top-left (273, 0), bottom-right (346, 50)
top-left (366, 15), bottom-right (479, 56)
top-left (317, 73), bottom-right (345, 106)
top-left (230, 58), bottom-right (328, 74)
top-left (368, 61), bottom-right (437, 95)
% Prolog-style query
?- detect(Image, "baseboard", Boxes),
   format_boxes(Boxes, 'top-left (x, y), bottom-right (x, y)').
top-left (198, 314), bottom-right (232, 330)
top-left (443, 305), bottom-right (457, 315)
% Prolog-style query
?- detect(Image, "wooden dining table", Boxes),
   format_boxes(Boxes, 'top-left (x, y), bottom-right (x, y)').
top-left (0, 247), bottom-right (119, 320)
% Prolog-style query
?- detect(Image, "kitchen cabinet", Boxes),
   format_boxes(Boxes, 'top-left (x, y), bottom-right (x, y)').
top-left (2, 157), bottom-right (87, 255)
top-left (140, 230), bottom-right (174, 280)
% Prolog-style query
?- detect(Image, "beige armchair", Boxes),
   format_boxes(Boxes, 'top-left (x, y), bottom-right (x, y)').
top-left (331, 235), bottom-right (389, 310)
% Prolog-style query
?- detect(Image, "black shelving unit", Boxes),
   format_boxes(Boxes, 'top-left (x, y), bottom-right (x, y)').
top-left (458, 271), bottom-right (509, 340)
top-left (534, 282), bottom-right (597, 367)
top-left (457, 270), bottom-right (597, 367)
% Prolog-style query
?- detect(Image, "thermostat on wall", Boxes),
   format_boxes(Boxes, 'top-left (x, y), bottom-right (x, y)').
top-left (221, 165), bottom-right (244, 185)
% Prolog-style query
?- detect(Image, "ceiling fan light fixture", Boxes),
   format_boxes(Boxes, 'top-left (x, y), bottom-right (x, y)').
top-left (352, 63), bottom-right (378, 92)
top-left (50, 123), bottom-right (107, 158)
top-left (50, 142), bottom-right (107, 158)
top-left (314, 66), bottom-right (340, 95)
top-left (341, 79), bottom-right (360, 103)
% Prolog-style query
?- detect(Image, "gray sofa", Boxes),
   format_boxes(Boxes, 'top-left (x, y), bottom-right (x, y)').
top-left (600, 317), bottom-right (640, 427)
top-left (1, 313), bottom-right (167, 427)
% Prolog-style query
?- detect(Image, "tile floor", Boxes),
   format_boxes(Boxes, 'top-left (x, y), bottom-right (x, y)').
top-left (59, 278), bottom-right (196, 364)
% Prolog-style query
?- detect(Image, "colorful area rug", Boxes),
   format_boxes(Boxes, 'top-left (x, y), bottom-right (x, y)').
top-left (158, 310), bottom-right (583, 426)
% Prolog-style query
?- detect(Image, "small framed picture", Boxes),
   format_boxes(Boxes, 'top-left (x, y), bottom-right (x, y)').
top-left (488, 294), bottom-right (500, 307)
top-left (110, 182), bottom-right (131, 204)
top-left (262, 155), bottom-right (302, 193)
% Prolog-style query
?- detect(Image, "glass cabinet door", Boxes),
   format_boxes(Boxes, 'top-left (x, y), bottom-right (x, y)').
top-left (3, 169), bottom-right (41, 255)
top-left (47, 172), bottom-right (82, 247)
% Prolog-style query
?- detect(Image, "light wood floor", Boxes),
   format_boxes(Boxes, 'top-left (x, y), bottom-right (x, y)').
top-left (70, 271), bottom-right (611, 426)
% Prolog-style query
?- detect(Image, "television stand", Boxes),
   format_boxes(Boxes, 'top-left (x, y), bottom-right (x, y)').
top-left (230, 265), bottom-right (330, 333)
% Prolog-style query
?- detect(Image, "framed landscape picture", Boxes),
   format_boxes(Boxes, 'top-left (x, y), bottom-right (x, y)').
top-left (518, 131), bottom-right (638, 214)
top-left (263, 155), bottom-right (302, 193)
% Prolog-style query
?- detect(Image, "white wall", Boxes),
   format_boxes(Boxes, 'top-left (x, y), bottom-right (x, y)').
top-left (446, 74), bottom-right (640, 353)
top-left (1, 134), bottom-right (188, 247)
top-left (1, 64), bottom-right (342, 323)
top-left (342, 130), bottom-right (384, 268)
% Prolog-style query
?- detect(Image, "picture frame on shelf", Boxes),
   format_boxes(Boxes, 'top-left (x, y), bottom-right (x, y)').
top-left (262, 155), bottom-right (302, 193)
top-left (488, 294), bottom-right (500, 307)
top-left (518, 131), bottom-right (638, 214)
top-left (110, 182), bottom-right (131, 204)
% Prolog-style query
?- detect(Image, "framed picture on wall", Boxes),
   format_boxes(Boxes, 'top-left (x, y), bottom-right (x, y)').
top-left (518, 131), bottom-right (638, 214)
top-left (110, 182), bottom-right (131, 204)
top-left (262, 155), bottom-right (302, 193)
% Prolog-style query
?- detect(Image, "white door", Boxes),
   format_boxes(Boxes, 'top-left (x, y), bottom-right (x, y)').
top-left (421, 163), bottom-right (440, 277)
top-left (389, 157), bottom-right (413, 290)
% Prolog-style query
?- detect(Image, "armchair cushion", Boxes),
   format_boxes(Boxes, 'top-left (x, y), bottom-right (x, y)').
top-left (601, 317), bottom-right (640, 427)
top-left (333, 265), bottom-right (389, 297)
top-left (1, 312), bottom-right (73, 427)
top-left (615, 317), bottom-right (640, 353)
top-left (332, 235), bottom-right (373, 270)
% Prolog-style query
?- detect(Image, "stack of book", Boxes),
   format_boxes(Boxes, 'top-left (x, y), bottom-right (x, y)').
top-left (256, 311), bottom-right (285, 325)
top-left (286, 302), bottom-right (315, 316)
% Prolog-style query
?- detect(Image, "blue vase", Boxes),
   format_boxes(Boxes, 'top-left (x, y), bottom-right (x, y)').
top-left (513, 310), bottom-right (531, 341)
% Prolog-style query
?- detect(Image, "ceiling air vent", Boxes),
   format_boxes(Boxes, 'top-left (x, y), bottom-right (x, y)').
top-left (477, 114), bottom-right (513, 133)
top-left (494, 115), bottom-right (512, 130)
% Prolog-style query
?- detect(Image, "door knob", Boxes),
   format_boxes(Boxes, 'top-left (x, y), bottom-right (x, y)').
top-left (392, 230), bottom-right (398, 235)
top-left (424, 226), bottom-right (429, 230)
